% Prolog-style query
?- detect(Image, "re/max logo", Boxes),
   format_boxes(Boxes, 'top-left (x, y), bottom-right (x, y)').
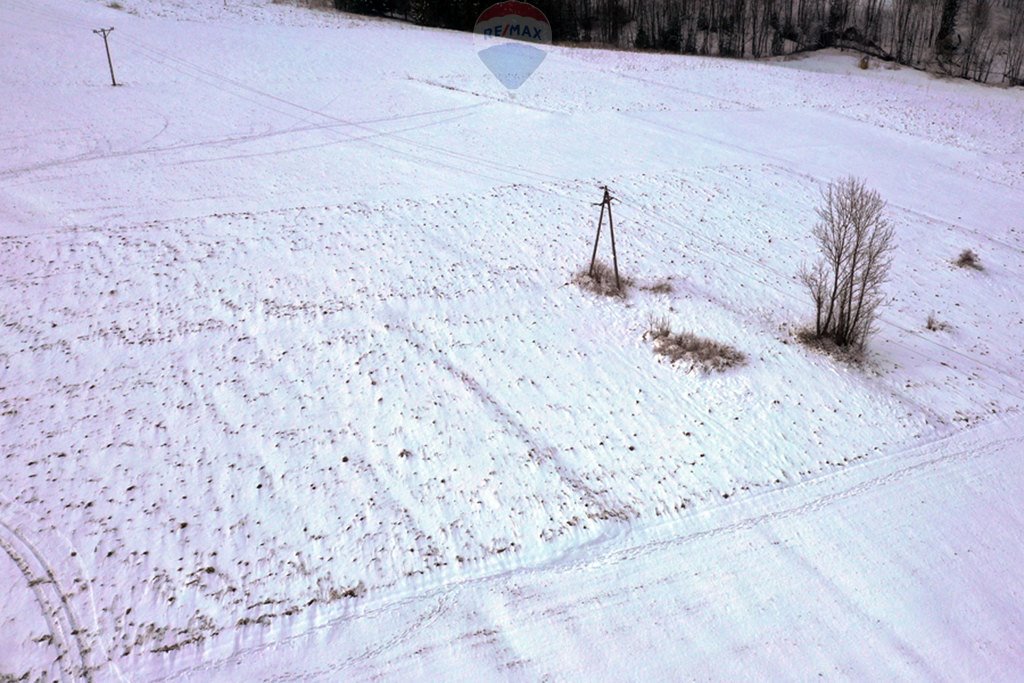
top-left (481, 23), bottom-right (545, 40)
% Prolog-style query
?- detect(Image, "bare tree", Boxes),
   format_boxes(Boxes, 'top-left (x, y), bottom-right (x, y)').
top-left (860, 0), bottom-right (885, 44)
top-left (935, 0), bottom-right (961, 60)
top-left (959, 0), bottom-right (997, 81)
top-left (799, 177), bottom-right (895, 349)
top-left (1006, 0), bottom-right (1024, 84)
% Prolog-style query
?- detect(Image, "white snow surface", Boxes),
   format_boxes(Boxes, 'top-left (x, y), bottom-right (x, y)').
top-left (1, 0), bottom-right (1023, 680)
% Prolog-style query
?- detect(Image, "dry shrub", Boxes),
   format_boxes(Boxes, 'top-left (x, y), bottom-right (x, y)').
top-left (574, 260), bottom-right (632, 298)
top-left (926, 314), bottom-right (951, 332)
top-left (646, 316), bottom-right (745, 372)
top-left (796, 326), bottom-right (865, 364)
top-left (646, 314), bottom-right (672, 339)
top-left (955, 249), bottom-right (983, 270)
top-left (641, 279), bottom-right (674, 294)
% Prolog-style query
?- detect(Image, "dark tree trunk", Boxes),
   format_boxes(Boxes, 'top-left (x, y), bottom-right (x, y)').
top-left (936, 0), bottom-right (960, 57)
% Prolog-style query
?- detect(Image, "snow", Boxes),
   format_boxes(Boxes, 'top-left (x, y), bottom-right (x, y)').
top-left (1, 0), bottom-right (1023, 680)
top-left (163, 414), bottom-right (1024, 680)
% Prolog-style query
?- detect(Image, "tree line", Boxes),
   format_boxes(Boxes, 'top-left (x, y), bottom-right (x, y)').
top-left (333, 0), bottom-right (1024, 85)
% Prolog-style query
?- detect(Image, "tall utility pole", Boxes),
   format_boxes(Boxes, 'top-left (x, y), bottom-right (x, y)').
top-left (93, 27), bottom-right (118, 86)
top-left (588, 185), bottom-right (621, 290)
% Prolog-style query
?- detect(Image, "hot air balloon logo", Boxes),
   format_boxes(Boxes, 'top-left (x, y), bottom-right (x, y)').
top-left (473, 2), bottom-right (551, 90)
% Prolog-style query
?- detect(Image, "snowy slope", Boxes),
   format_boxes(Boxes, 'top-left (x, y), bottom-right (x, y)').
top-left (160, 413), bottom-right (1024, 681)
top-left (1, 0), bottom-right (1023, 680)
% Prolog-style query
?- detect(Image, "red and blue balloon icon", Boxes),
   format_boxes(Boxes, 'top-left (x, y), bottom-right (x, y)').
top-left (474, 2), bottom-right (551, 90)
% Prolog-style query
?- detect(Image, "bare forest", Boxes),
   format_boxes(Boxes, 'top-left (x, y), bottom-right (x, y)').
top-left (331, 0), bottom-right (1024, 84)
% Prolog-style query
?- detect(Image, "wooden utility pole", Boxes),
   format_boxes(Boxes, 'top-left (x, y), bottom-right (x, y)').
top-left (93, 27), bottom-right (118, 86)
top-left (588, 185), bottom-right (621, 290)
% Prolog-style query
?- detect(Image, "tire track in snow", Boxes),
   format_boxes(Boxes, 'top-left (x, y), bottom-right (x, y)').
top-left (113, 38), bottom-right (525, 187)
top-left (623, 109), bottom-right (1024, 260)
top-left (0, 518), bottom-right (93, 682)
top-left (161, 414), bottom-right (1024, 682)
top-left (385, 316), bottom-right (638, 526)
top-left (0, 103), bottom-right (491, 180)
top-left (558, 428), bottom-right (1018, 576)
top-left (157, 585), bottom-right (455, 682)
top-left (260, 593), bottom-right (453, 683)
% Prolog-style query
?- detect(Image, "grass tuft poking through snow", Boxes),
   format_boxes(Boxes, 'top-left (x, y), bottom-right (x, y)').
top-left (573, 260), bottom-right (633, 298)
top-left (926, 313), bottom-right (952, 332)
top-left (955, 248), bottom-right (984, 270)
top-left (796, 326), bottom-right (866, 364)
top-left (645, 315), bottom-right (746, 372)
top-left (639, 279), bottom-right (674, 294)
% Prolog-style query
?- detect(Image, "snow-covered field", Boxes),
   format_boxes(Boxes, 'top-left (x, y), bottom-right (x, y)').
top-left (1, 0), bottom-right (1023, 680)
